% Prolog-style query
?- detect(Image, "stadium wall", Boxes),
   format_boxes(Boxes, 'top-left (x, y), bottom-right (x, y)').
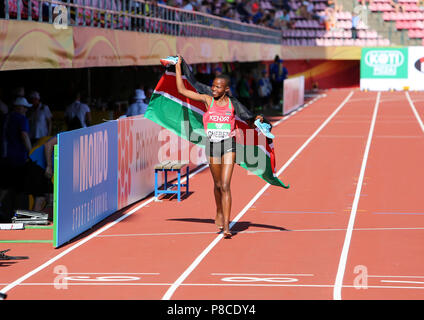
top-left (54, 116), bottom-right (204, 247)
top-left (0, 20), bottom-right (362, 72)
top-left (283, 60), bottom-right (360, 90)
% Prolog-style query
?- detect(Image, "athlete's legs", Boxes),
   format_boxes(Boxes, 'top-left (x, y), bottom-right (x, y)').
top-left (220, 151), bottom-right (236, 237)
top-left (209, 156), bottom-right (224, 230)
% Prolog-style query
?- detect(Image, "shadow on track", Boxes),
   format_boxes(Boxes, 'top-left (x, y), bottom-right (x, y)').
top-left (167, 218), bottom-right (290, 238)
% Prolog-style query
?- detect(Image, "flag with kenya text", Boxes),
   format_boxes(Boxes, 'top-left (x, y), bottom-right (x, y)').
top-left (144, 58), bottom-right (289, 189)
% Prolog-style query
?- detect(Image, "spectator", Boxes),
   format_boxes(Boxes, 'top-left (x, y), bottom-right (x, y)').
top-left (0, 88), bottom-right (8, 159)
top-left (28, 91), bottom-right (53, 144)
top-left (220, 2), bottom-right (234, 19)
top-left (235, 0), bottom-right (251, 22)
top-left (304, 0), bottom-right (315, 17)
top-left (64, 92), bottom-right (91, 130)
top-left (145, 87), bottom-right (154, 102)
top-left (12, 86), bottom-right (25, 99)
top-left (390, 0), bottom-right (404, 12)
top-left (328, 0), bottom-right (342, 12)
top-left (27, 135), bottom-right (57, 214)
top-left (251, 1), bottom-right (259, 15)
top-left (0, 88), bottom-right (9, 222)
top-left (282, 0), bottom-right (291, 11)
top-left (237, 71), bottom-right (252, 111)
top-left (262, 10), bottom-right (275, 28)
top-left (0, 97), bottom-right (32, 221)
top-left (199, 0), bottom-right (212, 14)
top-left (4, 97), bottom-right (32, 168)
top-left (126, 89), bottom-right (148, 116)
top-left (269, 55), bottom-right (288, 108)
top-left (258, 69), bottom-right (272, 111)
top-left (351, 10), bottom-right (360, 39)
top-left (296, 2), bottom-right (310, 19)
top-left (252, 8), bottom-right (265, 24)
top-left (182, 0), bottom-right (194, 10)
top-left (354, 0), bottom-right (368, 26)
top-left (278, 9), bottom-right (292, 29)
top-left (324, 7), bottom-right (337, 31)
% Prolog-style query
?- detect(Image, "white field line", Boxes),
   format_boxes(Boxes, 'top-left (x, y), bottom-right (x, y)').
top-left (405, 91), bottom-right (424, 134)
top-left (0, 91), bottom-right (339, 299)
top-left (333, 91), bottom-right (381, 300)
top-left (0, 164), bottom-right (208, 298)
top-left (161, 91), bottom-right (355, 300)
top-left (96, 226), bottom-right (424, 238)
top-left (1, 282), bottom-right (424, 291)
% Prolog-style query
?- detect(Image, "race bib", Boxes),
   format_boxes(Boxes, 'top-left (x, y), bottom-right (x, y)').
top-left (206, 122), bottom-right (231, 142)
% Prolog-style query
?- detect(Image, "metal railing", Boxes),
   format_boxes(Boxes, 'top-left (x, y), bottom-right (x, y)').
top-left (1, 0), bottom-right (283, 44)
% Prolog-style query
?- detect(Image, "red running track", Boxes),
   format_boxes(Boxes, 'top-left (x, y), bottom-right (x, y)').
top-left (1, 89), bottom-right (424, 300)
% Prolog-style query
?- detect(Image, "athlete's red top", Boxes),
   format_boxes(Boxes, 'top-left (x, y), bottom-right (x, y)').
top-left (203, 97), bottom-right (235, 143)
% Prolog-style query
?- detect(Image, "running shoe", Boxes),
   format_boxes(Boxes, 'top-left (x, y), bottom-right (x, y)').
top-left (160, 56), bottom-right (179, 67)
top-left (255, 119), bottom-right (275, 139)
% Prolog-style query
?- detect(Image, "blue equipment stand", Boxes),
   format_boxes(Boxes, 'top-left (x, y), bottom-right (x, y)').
top-left (154, 161), bottom-right (189, 202)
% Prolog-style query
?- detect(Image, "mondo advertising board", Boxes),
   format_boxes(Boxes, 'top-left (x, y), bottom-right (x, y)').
top-left (54, 116), bottom-right (206, 247)
top-left (55, 121), bottom-right (118, 247)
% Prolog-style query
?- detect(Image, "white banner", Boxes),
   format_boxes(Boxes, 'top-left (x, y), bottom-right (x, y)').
top-left (117, 116), bottom-right (206, 209)
top-left (408, 46), bottom-right (424, 91)
top-left (283, 76), bottom-right (305, 115)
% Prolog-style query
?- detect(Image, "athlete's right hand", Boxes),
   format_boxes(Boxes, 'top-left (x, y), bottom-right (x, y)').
top-left (176, 55), bottom-right (182, 66)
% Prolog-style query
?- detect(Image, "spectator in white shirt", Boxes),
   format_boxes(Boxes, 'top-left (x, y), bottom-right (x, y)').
top-left (64, 92), bottom-right (91, 130)
top-left (126, 89), bottom-right (148, 117)
top-left (182, 0), bottom-right (194, 10)
top-left (28, 91), bottom-right (52, 143)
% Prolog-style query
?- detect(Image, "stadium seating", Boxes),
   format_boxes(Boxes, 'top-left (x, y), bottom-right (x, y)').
top-left (281, 0), bottom-right (390, 45)
top-left (3, 0), bottom-right (395, 46)
top-left (368, 0), bottom-right (424, 43)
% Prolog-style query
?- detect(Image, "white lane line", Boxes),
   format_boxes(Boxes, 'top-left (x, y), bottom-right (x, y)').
top-left (211, 273), bottom-right (314, 276)
top-left (0, 164), bottom-right (208, 298)
top-left (97, 226), bottom-right (424, 238)
top-left (380, 280), bottom-right (424, 285)
top-left (63, 273), bottom-right (160, 275)
top-left (0, 89), bottom-right (316, 298)
top-left (405, 91), bottom-right (424, 134)
top-left (333, 91), bottom-right (381, 300)
top-left (97, 231), bottom-right (222, 237)
top-left (1, 282), bottom-right (424, 290)
top-left (161, 91), bottom-right (355, 300)
top-left (369, 275), bottom-right (424, 278)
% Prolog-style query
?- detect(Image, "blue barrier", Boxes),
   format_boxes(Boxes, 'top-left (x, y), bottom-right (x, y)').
top-left (54, 121), bottom-right (118, 247)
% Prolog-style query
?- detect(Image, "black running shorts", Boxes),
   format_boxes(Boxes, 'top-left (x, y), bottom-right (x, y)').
top-left (206, 137), bottom-right (236, 159)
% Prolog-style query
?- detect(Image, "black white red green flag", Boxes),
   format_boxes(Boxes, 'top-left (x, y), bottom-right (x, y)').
top-left (145, 59), bottom-right (289, 189)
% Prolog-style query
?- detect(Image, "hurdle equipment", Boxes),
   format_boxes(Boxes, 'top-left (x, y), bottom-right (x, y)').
top-left (154, 160), bottom-right (189, 201)
top-left (12, 210), bottom-right (49, 225)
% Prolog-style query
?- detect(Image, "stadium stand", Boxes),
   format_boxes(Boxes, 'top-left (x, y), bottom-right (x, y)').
top-left (280, 0), bottom-right (390, 45)
top-left (1, 0), bottom-right (393, 46)
top-left (365, 0), bottom-right (424, 44)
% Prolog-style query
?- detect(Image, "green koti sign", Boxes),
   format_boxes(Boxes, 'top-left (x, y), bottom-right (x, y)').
top-left (361, 48), bottom-right (408, 79)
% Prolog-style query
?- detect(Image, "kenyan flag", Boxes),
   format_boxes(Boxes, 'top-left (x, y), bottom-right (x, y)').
top-left (144, 60), bottom-right (289, 189)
